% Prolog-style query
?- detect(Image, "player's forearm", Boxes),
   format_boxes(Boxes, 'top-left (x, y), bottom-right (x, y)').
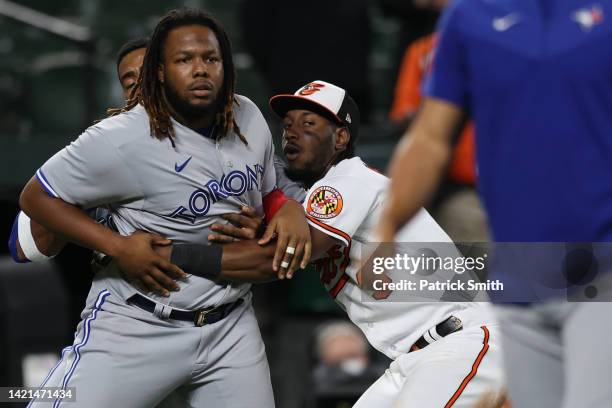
top-left (165, 240), bottom-right (277, 283)
top-left (381, 128), bottom-right (451, 239)
top-left (19, 177), bottom-right (125, 257)
top-left (29, 217), bottom-right (68, 256)
top-left (219, 240), bottom-right (277, 282)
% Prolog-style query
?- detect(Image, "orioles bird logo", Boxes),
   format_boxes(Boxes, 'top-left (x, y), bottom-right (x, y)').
top-left (298, 82), bottom-right (325, 96)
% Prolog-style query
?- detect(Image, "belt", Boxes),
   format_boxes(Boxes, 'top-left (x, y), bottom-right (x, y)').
top-left (411, 315), bottom-right (463, 351)
top-left (128, 294), bottom-right (243, 327)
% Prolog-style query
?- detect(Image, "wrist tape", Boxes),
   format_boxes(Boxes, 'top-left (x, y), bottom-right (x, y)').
top-left (17, 211), bottom-right (55, 262)
top-left (170, 243), bottom-right (222, 281)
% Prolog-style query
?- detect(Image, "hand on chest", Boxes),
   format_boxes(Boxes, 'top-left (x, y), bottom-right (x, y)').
top-left (136, 136), bottom-right (268, 222)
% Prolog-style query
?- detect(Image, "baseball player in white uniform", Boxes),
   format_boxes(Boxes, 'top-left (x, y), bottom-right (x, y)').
top-left (197, 80), bottom-right (507, 407)
top-left (299, 155), bottom-right (505, 407)
top-left (275, 81), bottom-right (506, 407)
top-left (17, 9), bottom-right (310, 408)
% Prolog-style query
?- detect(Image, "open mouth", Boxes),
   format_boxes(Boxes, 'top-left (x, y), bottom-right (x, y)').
top-left (283, 143), bottom-right (300, 161)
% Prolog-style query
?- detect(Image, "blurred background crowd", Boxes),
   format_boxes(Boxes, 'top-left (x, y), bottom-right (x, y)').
top-left (0, 1), bottom-right (489, 406)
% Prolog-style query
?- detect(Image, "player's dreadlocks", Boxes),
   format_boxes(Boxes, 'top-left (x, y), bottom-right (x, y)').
top-left (109, 8), bottom-right (245, 144)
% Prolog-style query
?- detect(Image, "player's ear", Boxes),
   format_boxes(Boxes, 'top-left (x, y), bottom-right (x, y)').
top-left (335, 127), bottom-right (350, 153)
top-left (158, 64), bottom-right (165, 83)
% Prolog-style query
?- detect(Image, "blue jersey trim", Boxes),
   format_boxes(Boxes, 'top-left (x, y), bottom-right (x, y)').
top-left (8, 211), bottom-right (28, 263)
top-left (36, 168), bottom-right (59, 198)
top-left (26, 346), bottom-right (72, 408)
top-left (53, 289), bottom-right (110, 408)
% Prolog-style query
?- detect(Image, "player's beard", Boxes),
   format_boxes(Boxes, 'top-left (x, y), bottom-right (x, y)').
top-left (284, 167), bottom-right (321, 189)
top-left (285, 133), bottom-right (337, 188)
top-left (163, 80), bottom-right (217, 123)
top-left (285, 152), bottom-right (332, 189)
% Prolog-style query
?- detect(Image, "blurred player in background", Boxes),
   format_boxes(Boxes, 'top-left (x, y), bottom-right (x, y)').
top-left (308, 320), bottom-right (386, 406)
top-left (314, 321), bottom-right (369, 373)
top-left (17, 8), bottom-right (310, 407)
top-left (116, 37), bottom-right (149, 100)
top-left (312, 320), bottom-right (375, 382)
top-left (378, 1), bottom-right (612, 407)
top-left (389, 31), bottom-right (488, 244)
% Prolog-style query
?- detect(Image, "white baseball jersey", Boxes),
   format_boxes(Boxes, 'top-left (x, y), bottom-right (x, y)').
top-left (303, 157), bottom-right (496, 360)
top-left (37, 96), bottom-right (276, 310)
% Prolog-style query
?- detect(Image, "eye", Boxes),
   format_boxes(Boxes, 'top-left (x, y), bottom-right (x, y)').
top-left (304, 121), bottom-right (314, 127)
top-left (206, 56), bottom-right (220, 64)
top-left (121, 80), bottom-right (135, 91)
top-left (177, 57), bottom-right (190, 64)
top-left (282, 122), bottom-right (291, 130)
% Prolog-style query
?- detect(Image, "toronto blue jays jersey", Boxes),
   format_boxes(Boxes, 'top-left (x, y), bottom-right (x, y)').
top-left (426, 0), bottom-right (612, 243)
top-left (37, 96), bottom-right (276, 309)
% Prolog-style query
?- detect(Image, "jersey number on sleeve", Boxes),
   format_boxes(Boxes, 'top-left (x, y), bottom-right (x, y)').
top-left (314, 245), bottom-right (351, 298)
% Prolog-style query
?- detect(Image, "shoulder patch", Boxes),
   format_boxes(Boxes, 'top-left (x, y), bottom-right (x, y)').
top-left (306, 186), bottom-right (343, 219)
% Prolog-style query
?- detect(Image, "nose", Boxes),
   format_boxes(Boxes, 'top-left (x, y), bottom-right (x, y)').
top-left (193, 58), bottom-right (208, 77)
top-left (283, 125), bottom-right (298, 142)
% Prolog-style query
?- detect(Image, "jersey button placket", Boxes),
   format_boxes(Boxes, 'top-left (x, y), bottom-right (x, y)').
top-left (215, 139), bottom-right (229, 173)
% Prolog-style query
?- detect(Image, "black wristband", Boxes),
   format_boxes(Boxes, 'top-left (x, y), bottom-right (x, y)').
top-left (170, 244), bottom-right (223, 281)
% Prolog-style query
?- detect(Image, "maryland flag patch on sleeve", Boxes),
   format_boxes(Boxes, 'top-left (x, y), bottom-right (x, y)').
top-left (306, 186), bottom-right (343, 219)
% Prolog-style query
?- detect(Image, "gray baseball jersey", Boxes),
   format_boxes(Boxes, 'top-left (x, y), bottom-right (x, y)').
top-left (88, 153), bottom-right (304, 267)
top-left (29, 96), bottom-right (278, 408)
top-left (37, 95), bottom-right (275, 309)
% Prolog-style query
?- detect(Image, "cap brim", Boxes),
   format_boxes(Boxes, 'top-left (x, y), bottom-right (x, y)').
top-left (269, 94), bottom-right (344, 125)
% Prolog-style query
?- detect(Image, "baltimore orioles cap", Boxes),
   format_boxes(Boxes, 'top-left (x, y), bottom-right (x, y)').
top-left (269, 80), bottom-right (360, 140)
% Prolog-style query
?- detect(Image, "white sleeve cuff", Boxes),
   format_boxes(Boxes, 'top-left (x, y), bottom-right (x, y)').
top-left (17, 211), bottom-right (54, 262)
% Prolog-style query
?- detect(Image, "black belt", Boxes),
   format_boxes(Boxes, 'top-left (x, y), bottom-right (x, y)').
top-left (128, 294), bottom-right (243, 327)
top-left (412, 315), bottom-right (463, 351)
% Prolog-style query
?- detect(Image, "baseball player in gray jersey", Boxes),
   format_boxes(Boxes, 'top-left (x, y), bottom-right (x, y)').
top-left (18, 9), bottom-right (310, 408)
top-left (10, 36), bottom-right (305, 269)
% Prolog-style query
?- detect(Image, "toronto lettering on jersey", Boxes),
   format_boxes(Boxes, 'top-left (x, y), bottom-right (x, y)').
top-left (169, 163), bottom-right (265, 223)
